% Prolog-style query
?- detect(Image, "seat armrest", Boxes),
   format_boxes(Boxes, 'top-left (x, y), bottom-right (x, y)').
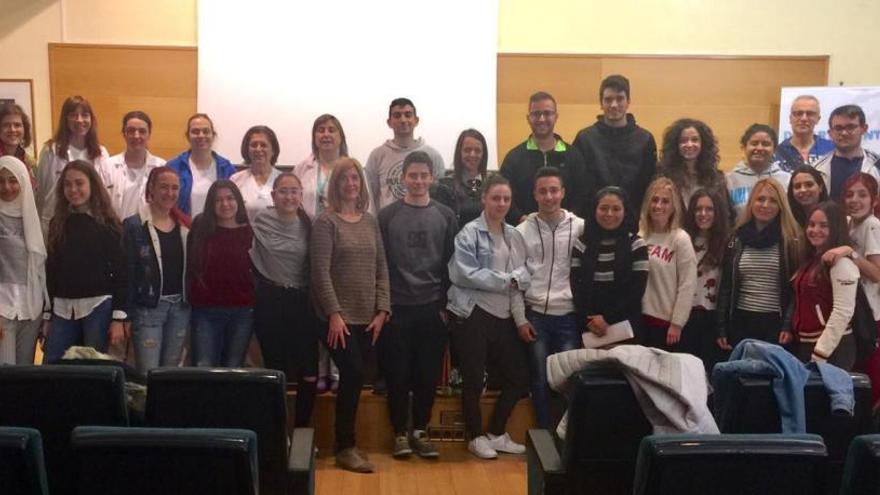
top-left (287, 427), bottom-right (316, 495)
top-left (527, 429), bottom-right (566, 495)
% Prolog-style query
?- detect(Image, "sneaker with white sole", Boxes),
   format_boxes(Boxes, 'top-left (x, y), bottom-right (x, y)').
top-left (392, 434), bottom-right (413, 458)
top-left (409, 430), bottom-right (439, 458)
top-left (468, 435), bottom-right (498, 459)
top-left (487, 432), bottom-right (525, 454)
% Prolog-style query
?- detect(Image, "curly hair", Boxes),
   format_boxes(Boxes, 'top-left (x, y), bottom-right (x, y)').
top-left (0, 103), bottom-right (32, 149)
top-left (658, 118), bottom-right (722, 190)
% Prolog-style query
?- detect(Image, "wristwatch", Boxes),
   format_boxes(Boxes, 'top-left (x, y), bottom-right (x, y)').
top-left (848, 251), bottom-right (860, 261)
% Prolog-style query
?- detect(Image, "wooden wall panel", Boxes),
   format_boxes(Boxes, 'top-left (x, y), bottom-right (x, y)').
top-left (47, 46), bottom-right (826, 171)
top-left (497, 54), bottom-right (828, 170)
top-left (48, 43), bottom-right (196, 160)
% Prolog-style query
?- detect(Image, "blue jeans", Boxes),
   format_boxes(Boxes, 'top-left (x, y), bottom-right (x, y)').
top-left (190, 306), bottom-right (254, 367)
top-left (131, 295), bottom-right (191, 374)
top-left (526, 310), bottom-right (581, 429)
top-left (44, 298), bottom-right (113, 363)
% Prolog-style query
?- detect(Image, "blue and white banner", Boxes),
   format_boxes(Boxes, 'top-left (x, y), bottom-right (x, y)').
top-left (779, 86), bottom-right (880, 154)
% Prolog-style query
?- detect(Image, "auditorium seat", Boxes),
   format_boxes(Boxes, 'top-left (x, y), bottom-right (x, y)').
top-left (0, 365), bottom-right (129, 495)
top-left (72, 426), bottom-right (259, 495)
top-left (840, 434), bottom-right (880, 495)
top-left (714, 372), bottom-right (872, 490)
top-left (526, 364), bottom-right (652, 495)
top-left (145, 368), bottom-right (316, 495)
top-left (632, 433), bottom-right (828, 495)
top-left (0, 427), bottom-right (49, 495)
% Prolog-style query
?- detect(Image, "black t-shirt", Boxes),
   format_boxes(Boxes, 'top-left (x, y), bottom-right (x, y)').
top-left (156, 224), bottom-right (184, 296)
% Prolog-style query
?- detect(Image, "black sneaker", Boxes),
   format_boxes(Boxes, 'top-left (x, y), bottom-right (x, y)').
top-left (409, 430), bottom-right (439, 458)
top-left (392, 434), bottom-right (412, 458)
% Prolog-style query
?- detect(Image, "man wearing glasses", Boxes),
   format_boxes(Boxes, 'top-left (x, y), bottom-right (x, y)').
top-left (499, 91), bottom-right (589, 224)
top-left (814, 104), bottom-right (880, 199)
top-left (775, 95), bottom-right (835, 172)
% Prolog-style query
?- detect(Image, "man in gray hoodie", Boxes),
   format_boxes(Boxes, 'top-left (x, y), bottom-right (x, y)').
top-left (365, 98), bottom-right (445, 212)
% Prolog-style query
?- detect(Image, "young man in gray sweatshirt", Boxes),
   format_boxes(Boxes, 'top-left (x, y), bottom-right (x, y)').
top-left (366, 98), bottom-right (445, 212)
top-left (378, 150), bottom-right (458, 459)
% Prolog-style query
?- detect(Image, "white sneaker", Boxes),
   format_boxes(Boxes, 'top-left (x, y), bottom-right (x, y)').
top-left (468, 435), bottom-right (498, 459)
top-left (487, 432), bottom-right (526, 454)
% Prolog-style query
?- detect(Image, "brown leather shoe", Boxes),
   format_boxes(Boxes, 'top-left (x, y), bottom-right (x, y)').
top-left (336, 447), bottom-right (375, 473)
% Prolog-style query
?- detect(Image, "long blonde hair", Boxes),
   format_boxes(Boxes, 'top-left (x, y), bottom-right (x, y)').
top-left (735, 178), bottom-right (805, 272)
top-left (639, 177), bottom-right (683, 236)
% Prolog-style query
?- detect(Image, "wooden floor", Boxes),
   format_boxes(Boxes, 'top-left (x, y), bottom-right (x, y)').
top-left (314, 443), bottom-right (526, 495)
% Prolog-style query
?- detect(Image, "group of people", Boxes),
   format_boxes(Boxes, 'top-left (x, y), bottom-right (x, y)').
top-left (1, 72), bottom-right (879, 473)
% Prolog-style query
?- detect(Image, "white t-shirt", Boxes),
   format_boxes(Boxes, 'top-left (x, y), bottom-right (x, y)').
top-left (850, 215), bottom-right (880, 319)
top-left (190, 158), bottom-right (217, 218)
top-left (231, 167), bottom-right (281, 220)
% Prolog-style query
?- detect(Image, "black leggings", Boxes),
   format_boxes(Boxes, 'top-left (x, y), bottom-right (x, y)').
top-left (253, 280), bottom-right (318, 427)
top-left (451, 306), bottom-right (528, 439)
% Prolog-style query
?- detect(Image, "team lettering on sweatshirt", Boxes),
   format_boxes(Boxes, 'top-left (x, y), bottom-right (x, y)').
top-left (648, 243), bottom-right (674, 263)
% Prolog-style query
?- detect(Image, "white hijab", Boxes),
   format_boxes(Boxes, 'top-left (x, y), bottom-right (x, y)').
top-left (0, 156), bottom-right (47, 319)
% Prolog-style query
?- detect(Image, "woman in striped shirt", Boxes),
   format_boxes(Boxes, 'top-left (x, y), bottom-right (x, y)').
top-left (716, 178), bottom-right (805, 350)
top-left (570, 186), bottom-right (648, 343)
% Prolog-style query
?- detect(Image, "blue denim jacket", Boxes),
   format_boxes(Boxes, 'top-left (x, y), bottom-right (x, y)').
top-left (446, 213), bottom-right (530, 326)
top-left (712, 339), bottom-right (854, 433)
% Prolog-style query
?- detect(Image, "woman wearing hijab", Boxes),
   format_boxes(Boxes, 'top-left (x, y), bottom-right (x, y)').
top-left (0, 155), bottom-right (47, 364)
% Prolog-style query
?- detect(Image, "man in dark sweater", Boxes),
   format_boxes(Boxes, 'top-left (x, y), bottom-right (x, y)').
top-left (573, 74), bottom-right (657, 211)
top-left (377, 150), bottom-right (458, 459)
top-left (500, 91), bottom-right (589, 224)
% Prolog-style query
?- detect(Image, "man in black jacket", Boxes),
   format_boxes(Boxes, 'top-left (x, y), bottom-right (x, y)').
top-left (573, 75), bottom-right (657, 212)
top-left (499, 91), bottom-right (589, 224)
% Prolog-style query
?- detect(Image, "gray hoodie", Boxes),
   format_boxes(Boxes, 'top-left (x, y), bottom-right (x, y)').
top-left (725, 160), bottom-right (791, 219)
top-left (365, 137), bottom-right (445, 212)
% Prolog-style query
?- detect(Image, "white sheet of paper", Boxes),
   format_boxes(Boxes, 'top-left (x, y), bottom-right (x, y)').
top-left (581, 319), bottom-right (635, 349)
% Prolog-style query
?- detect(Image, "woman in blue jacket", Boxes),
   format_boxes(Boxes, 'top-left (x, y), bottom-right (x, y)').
top-left (123, 166), bottom-right (190, 374)
top-left (447, 173), bottom-right (531, 460)
top-left (166, 113), bottom-right (235, 218)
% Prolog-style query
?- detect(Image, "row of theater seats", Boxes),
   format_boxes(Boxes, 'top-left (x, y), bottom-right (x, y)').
top-left (527, 366), bottom-right (876, 495)
top-left (0, 365), bottom-right (316, 495)
top-left (1, 426), bottom-right (263, 495)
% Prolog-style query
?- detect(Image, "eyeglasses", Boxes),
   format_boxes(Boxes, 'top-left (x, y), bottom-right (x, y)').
top-left (791, 110), bottom-right (818, 119)
top-left (528, 110), bottom-right (556, 120)
top-left (831, 124), bottom-right (863, 134)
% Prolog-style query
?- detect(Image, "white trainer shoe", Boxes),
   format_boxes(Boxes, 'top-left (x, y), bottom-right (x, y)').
top-left (468, 435), bottom-right (498, 459)
top-left (487, 432), bottom-right (526, 454)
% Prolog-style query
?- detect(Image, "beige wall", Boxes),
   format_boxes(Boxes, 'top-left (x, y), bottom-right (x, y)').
top-left (499, 0), bottom-right (878, 86)
top-left (2, 0), bottom-right (879, 156)
top-left (0, 0), bottom-right (196, 153)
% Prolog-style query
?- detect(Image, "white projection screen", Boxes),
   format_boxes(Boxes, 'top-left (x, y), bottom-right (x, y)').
top-left (198, 0), bottom-right (499, 170)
